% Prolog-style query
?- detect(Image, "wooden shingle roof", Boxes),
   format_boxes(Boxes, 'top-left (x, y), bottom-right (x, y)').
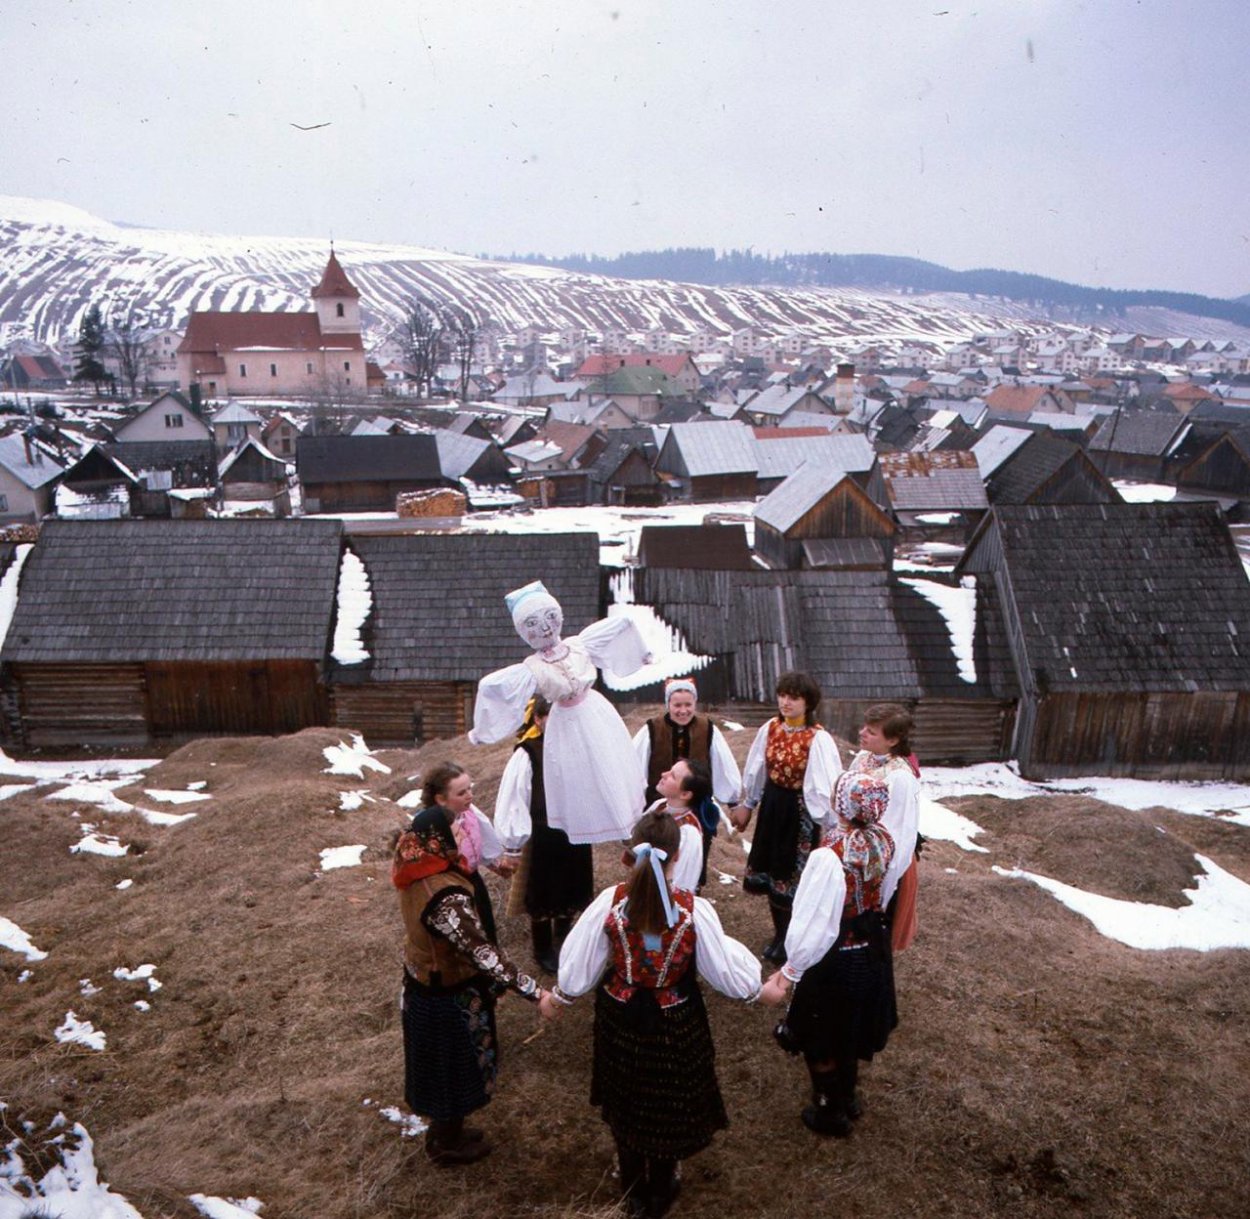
top-left (878, 451), bottom-right (988, 511)
top-left (637, 524), bottom-right (754, 571)
top-left (1089, 412), bottom-right (1189, 457)
top-left (346, 532), bottom-right (600, 681)
top-left (969, 503), bottom-right (1250, 693)
top-left (296, 434), bottom-right (443, 484)
top-left (1, 520), bottom-right (343, 663)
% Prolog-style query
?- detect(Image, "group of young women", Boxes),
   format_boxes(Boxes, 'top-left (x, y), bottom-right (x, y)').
top-left (393, 584), bottom-right (921, 1215)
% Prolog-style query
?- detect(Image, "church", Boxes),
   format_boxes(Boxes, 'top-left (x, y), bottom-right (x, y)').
top-left (176, 251), bottom-right (374, 399)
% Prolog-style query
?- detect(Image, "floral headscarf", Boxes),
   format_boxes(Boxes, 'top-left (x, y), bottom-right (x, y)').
top-left (827, 770), bottom-right (896, 914)
top-left (392, 805), bottom-right (472, 889)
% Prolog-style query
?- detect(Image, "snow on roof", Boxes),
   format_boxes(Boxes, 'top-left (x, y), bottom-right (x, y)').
top-left (0, 433), bottom-right (65, 488)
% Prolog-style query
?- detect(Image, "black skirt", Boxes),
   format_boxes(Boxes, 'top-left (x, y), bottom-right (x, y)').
top-left (589, 985), bottom-right (728, 1159)
top-left (525, 823), bottom-right (594, 919)
top-left (743, 780), bottom-right (818, 906)
top-left (402, 971), bottom-right (499, 1121)
top-left (783, 922), bottom-right (897, 1065)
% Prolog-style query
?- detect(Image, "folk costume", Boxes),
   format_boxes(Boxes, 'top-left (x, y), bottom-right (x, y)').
top-left (776, 750), bottom-right (917, 1135)
top-left (740, 715), bottom-right (842, 960)
top-left (631, 678), bottom-right (742, 886)
top-left (555, 863), bottom-right (760, 1213)
top-left (394, 805), bottom-right (539, 1159)
top-left (470, 582), bottom-right (649, 845)
top-left (495, 712), bottom-right (594, 971)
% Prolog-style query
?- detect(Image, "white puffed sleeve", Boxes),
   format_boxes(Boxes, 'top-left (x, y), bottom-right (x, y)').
top-left (709, 725), bottom-right (742, 805)
top-left (555, 886), bottom-right (615, 999)
top-left (469, 803), bottom-right (503, 863)
top-left (880, 766), bottom-right (920, 906)
top-left (738, 722), bottom-right (771, 806)
top-left (493, 748), bottom-right (533, 851)
top-left (468, 662), bottom-right (537, 745)
top-left (693, 897), bottom-right (761, 1000)
top-left (671, 821), bottom-right (704, 894)
top-left (632, 724), bottom-right (652, 776)
top-left (780, 847), bottom-right (847, 984)
top-left (802, 729), bottom-right (843, 826)
top-left (575, 615), bottom-right (649, 678)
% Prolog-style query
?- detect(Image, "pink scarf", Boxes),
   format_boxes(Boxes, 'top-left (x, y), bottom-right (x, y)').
top-left (452, 807), bottom-right (483, 873)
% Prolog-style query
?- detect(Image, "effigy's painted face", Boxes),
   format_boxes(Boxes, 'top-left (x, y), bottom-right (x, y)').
top-left (516, 599), bottom-right (564, 651)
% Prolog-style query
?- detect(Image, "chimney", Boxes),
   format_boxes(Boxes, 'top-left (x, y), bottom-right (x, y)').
top-left (834, 363), bottom-right (856, 415)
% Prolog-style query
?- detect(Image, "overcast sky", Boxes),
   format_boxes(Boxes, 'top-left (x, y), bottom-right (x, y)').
top-left (5, 0), bottom-right (1249, 298)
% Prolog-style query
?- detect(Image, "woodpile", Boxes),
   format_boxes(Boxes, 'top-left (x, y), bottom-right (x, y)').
top-left (396, 487), bottom-right (466, 518)
top-left (0, 523), bottom-right (40, 543)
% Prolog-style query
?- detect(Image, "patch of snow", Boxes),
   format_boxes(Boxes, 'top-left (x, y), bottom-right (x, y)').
top-left (323, 734), bottom-right (392, 777)
top-left (0, 916), bottom-right (48, 961)
top-left (378, 1105), bottom-right (427, 1138)
top-left (144, 788), bottom-right (211, 803)
top-left (18, 969), bottom-right (32, 982)
top-left (114, 964), bottom-right (161, 992)
top-left (134, 1000), bottom-right (151, 1012)
top-left (0, 782), bottom-right (35, 800)
top-left (79, 979), bottom-right (100, 997)
top-left (48, 782), bottom-right (135, 813)
top-left (71, 828), bottom-right (128, 857)
top-left (189, 1195), bottom-right (266, 1219)
top-left (993, 853), bottom-right (1250, 951)
top-left (920, 796), bottom-right (989, 853)
top-left (115, 879), bottom-right (133, 890)
top-left (331, 547), bottom-right (372, 664)
top-left (1114, 480), bottom-right (1178, 504)
top-left (187, 780), bottom-right (208, 790)
top-left (899, 575), bottom-right (978, 683)
top-left (396, 789), bottom-right (423, 808)
top-left (339, 789), bottom-right (374, 811)
top-left (0, 1116), bottom-right (143, 1217)
top-left (0, 748), bottom-right (156, 783)
top-left (320, 844), bottom-right (367, 871)
top-left (55, 1011), bottom-right (107, 1051)
top-left (721, 720), bottom-right (744, 731)
top-left (0, 543), bottom-right (34, 652)
top-left (138, 807), bottom-right (198, 827)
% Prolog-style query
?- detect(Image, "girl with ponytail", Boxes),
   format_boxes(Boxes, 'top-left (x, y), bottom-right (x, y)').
top-left (540, 810), bottom-right (761, 1217)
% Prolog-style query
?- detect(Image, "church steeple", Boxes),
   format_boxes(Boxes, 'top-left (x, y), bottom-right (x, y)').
top-left (311, 247), bottom-right (361, 334)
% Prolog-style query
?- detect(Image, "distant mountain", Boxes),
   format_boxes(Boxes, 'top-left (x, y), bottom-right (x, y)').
top-left (2, 196), bottom-right (1247, 355)
top-left (496, 248), bottom-right (1250, 330)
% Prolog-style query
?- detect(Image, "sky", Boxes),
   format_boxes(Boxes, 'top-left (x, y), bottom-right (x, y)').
top-left (3, 0), bottom-right (1250, 298)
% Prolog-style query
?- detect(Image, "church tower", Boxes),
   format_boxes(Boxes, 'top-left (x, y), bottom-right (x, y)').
top-left (311, 248), bottom-right (362, 336)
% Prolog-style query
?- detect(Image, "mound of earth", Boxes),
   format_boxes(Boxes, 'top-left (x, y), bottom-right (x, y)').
top-left (2, 723), bottom-right (1248, 1218)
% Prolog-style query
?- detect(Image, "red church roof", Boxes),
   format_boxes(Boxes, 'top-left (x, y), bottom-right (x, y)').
top-left (177, 312), bottom-right (363, 356)
top-left (310, 250), bottom-right (361, 300)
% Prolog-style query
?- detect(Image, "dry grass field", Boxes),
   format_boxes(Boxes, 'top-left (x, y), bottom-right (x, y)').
top-left (2, 718), bottom-right (1249, 1218)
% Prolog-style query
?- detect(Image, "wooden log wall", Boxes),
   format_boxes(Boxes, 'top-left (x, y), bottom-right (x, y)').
top-left (11, 663), bottom-right (149, 747)
top-left (330, 680), bottom-right (472, 745)
top-left (145, 661), bottom-right (325, 738)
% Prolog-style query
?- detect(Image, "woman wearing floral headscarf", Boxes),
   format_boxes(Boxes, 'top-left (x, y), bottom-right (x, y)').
top-left (760, 704), bottom-right (920, 1138)
top-left (394, 762), bottom-right (548, 1166)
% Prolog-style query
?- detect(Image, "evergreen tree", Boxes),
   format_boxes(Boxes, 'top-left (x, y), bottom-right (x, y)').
top-left (73, 304), bottom-right (108, 395)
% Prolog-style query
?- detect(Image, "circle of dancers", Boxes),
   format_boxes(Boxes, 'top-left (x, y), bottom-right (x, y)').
top-left (393, 582), bottom-right (922, 1216)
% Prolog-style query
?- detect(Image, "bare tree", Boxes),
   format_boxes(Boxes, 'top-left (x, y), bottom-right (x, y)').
top-left (399, 297), bottom-right (443, 399)
top-left (106, 301), bottom-right (151, 400)
top-left (440, 303), bottom-right (486, 404)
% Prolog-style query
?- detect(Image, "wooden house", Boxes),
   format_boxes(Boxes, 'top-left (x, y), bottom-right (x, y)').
top-left (433, 429), bottom-right (513, 486)
top-left (584, 434), bottom-right (663, 506)
top-left (654, 422), bottom-right (758, 501)
top-left (0, 434), bottom-right (65, 523)
top-left (328, 532), bottom-right (600, 744)
top-left (958, 503), bottom-right (1250, 779)
top-left (752, 430), bottom-right (875, 495)
top-left (113, 391), bottom-right (211, 444)
top-left (1172, 433), bottom-right (1250, 504)
top-left (0, 519), bottom-right (344, 747)
top-left (219, 438), bottom-right (292, 516)
top-left (754, 465), bottom-right (895, 570)
top-left (637, 523), bottom-right (754, 571)
top-left (877, 450), bottom-right (989, 542)
top-left (633, 565), bottom-right (1018, 762)
top-left (296, 434), bottom-right (448, 512)
top-left (1087, 411), bottom-right (1190, 482)
top-left (985, 433), bottom-right (1120, 506)
top-left (55, 446), bottom-right (140, 519)
top-left (104, 440), bottom-right (218, 497)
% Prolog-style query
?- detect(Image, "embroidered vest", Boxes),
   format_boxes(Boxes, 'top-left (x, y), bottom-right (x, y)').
top-left (764, 717), bottom-right (822, 791)
top-left (400, 871), bottom-right (480, 989)
top-left (644, 713), bottom-right (713, 805)
top-left (602, 883), bottom-right (697, 1009)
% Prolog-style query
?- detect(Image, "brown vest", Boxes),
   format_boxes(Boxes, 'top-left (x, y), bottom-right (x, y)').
top-left (400, 870), bottom-right (480, 989)
top-left (645, 713), bottom-right (714, 804)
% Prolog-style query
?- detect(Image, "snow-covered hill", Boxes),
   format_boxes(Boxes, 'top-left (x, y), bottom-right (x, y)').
top-left (0, 194), bottom-right (1223, 352)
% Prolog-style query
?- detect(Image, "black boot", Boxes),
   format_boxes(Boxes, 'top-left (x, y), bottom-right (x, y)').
top-left (425, 1118), bottom-right (492, 1165)
top-left (531, 918), bottom-right (559, 975)
top-left (646, 1157), bottom-right (680, 1218)
top-left (617, 1141), bottom-right (647, 1218)
top-left (800, 1068), bottom-right (852, 1138)
top-left (762, 905), bottom-right (791, 964)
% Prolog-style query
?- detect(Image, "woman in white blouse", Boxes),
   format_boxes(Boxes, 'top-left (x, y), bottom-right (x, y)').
top-left (760, 705), bottom-right (920, 1138)
top-left (541, 810), bottom-right (760, 1217)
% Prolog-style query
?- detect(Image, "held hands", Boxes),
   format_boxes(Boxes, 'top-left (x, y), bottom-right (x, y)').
top-left (760, 971), bottom-right (792, 1008)
top-left (491, 855), bottom-right (519, 878)
top-left (729, 803), bottom-right (753, 832)
top-left (538, 990), bottom-right (563, 1021)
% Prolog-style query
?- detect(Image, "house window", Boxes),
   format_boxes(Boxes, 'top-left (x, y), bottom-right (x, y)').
top-left (164, 414), bottom-right (184, 428)
top-left (239, 363), bottom-right (247, 377)
top-left (0, 495), bottom-right (8, 512)
top-left (344, 361), bottom-right (351, 372)
top-left (336, 303), bottom-right (345, 318)
top-left (227, 423), bottom-right (246, 443)
top-left (279, 437), bottom-right (291, 455)
top-left (270, 363), bottom-right (278, 377)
